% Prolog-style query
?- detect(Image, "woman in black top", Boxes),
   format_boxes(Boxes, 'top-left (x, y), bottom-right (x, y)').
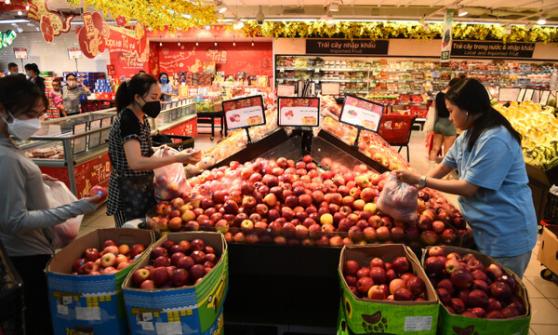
top-left (429, 78), bottom-right (459, 161)
top-left (24, 63), bottom-right (45, 93)
top-left (107, 73), bottom-right (201, 227)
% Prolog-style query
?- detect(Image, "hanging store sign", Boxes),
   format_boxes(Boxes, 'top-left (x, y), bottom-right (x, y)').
top-left (451, 41), bottom-right (535, 59)
top-left (13, 47), bottom-right (28, 59)
top-left (306, 39), bottom-right (389, 55)
top-left (222, 95), bottom-right (266, 130)
top-left (340, 95), bottom-right (384, 132)
top-left (68, 47), bottom-right (82, 60)
top-left (277, 97), bottom-right (320, 127)
top-left (28, 0), bottom-right (74, 43)
top-left (440, 9), bottom-right (453, 62)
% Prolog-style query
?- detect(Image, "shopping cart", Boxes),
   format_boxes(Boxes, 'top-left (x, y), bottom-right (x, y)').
top-left (377, 114), bottom-right (416, 162)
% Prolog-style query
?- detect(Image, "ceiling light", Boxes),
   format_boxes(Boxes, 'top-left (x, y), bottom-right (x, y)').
top-left (178, 42), bottom-right (181, 46)
top-left (216, 1), bottom-right (227, 14)
top-left (16, 27), bottom-right (23, 33)
top-left (233, 20), bottom-right (244, 30)
top-left (251, 41), bottom-right (254, 47)
top-left (214, 42), bottom-right (218, 46)
top-left (328, 2), bottom-right (340, 12)
top-left (17, 10), bottom-right (23, 16)
top-left (458, 8), bottom-right (468, 17)
top-left (537, 17), bottom-right (546, 25)
top-left (195, 41), bottom-right (199, 46)
top-left (233, 42), bottom-right (236, 46)
top-left (25, 4), bottom-right (30, 11)
top-left (159, 42), bottom-right (162, 46)
top-left (204, 25), bottom-right (211, 30)
top-left (256, 6), bottom-right (265, 23)
top-left (5, 0), bottom-right (11, 4)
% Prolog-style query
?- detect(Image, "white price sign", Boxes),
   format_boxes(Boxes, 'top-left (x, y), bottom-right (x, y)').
top-left (340, 95), bottom-right (384, 132)
top-left (278, 97), bottom-right (320, 127)
top-left (13, 47), bottom-right (28, 59)
top-left (222, 95), bottom-right (266, 130)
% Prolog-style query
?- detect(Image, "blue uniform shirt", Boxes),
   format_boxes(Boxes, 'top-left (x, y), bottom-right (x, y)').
top-left (442, 126), bottom-right (537, 257)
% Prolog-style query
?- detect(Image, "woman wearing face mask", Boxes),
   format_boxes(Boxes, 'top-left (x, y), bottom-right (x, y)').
top-left (107, 73), bottom-right (202, 227)
top-left (0, 75), bottom-right (102, 335)
top-left (24, 63), bottom-right (45, 93)
top-left (63, 73), bottom-right (91, 116)
top-left (396, 78), bottom-right (537, 278)
top-left (47, 77), bottom-right (65, 117)
top-left (159, 72), bottom-right (175, 101)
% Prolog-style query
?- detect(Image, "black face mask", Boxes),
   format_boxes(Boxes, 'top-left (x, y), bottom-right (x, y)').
top-left (141, 100), bottom-right (161, 118)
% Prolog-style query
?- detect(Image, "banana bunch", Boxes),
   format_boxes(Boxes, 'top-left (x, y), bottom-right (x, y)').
top-left (496, 101), bottom-right (558, 170)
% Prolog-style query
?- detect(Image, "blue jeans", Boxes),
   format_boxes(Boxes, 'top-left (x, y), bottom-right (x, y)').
top-left (493, 251), bottom-right (532, 278)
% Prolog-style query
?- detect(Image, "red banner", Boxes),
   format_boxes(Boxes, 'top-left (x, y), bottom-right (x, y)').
top-left (28, 0), bottom-right (73, 43)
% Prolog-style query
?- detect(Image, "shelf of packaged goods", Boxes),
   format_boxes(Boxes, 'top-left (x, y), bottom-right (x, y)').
top-left (320, 68), bottom-right (370, 72)
top-left (321, 79), bottom-right (365, 83)
top-left (276, 67), bottom-right (316, 71)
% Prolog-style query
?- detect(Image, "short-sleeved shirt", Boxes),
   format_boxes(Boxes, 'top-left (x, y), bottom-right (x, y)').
top-left (107, 108), bottom-right (154, 215)
top-left (443, 126), bottom-right (537, 257)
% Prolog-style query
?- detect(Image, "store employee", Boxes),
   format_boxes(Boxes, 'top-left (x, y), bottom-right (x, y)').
top-left (396, 78), bottom-right (537, 278)
top-left (63, 73), bottom-right (91, 116)
top-left (107, 73), bottom-right (201, 227)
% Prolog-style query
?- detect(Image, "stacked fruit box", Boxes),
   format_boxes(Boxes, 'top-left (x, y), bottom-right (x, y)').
top-left (338, 244), bottom-right (439, 335)
top-left (46, 228), bottom-right (155, 335)
top-left (422, 246), bottom-right (531, 335)
top-left (122, 232), bottom-right (228, 335)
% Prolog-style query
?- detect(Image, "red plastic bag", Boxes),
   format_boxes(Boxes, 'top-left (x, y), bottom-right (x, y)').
top-left (43, 180), bottom-right (83, 248)
top-left (153, 147), bottom-right (189, 201)
top-left (377, 173), bottom-right (418, 222)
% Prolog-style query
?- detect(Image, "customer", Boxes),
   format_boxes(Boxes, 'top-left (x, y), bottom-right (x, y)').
top-left (159, 72), bottom-right (175, 101)
top-left (47, 77), bottom-right (65, 117)
top-left (107, 73), bottom-right (201, 227)
top-left (24, 63), bottom-right (45, 93)
top-left (63, 73), bottom-right (90, 116)
top-left (0, 75), bottom-right (102, 335)
top-left (429, 78), bottom-right (460, 161)
top-left (8, 62), bottom-right (19, 75)
top-left (396, 78), bottom-right (537, 278)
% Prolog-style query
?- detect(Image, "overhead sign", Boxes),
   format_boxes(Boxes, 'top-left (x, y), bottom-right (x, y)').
top-left (440, 9), bottom-right (453, 62)
top-left (340, 95), bottom-right (384, 132)
top-left (451, 41), bottom-right (535, 59)
top-left (222, 95), bottom-right (266, 130)
top-left (306, 39), bottom-right (389, 55)
top-left (277, 97), bottom-right (320, 127)
top-left (68, 47), bottom-right (82, 59)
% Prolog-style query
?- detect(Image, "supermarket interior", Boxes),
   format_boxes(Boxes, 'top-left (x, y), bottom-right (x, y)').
top-left (1, 0), bottom-right (558, 335)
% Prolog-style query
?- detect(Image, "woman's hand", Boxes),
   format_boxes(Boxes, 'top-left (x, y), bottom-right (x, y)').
top-left (394, 170), bottom-right (421, 186)
top-left (174, 148), bottom-right (202, 164)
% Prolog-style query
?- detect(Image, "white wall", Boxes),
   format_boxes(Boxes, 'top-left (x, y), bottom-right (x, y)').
top-left (0, 32), bottom-right (109, 75)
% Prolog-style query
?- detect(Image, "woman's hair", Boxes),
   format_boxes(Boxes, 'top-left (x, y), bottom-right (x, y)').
top-left (159, 72), bottom-right (169, 83)
top-left (115, 73), bottom-right (157, 111)
top-left (0, 75), bottom-right (47, 117)
top-left (24, 63), bottom-right (40, 75)
top-left (65, 73), bottom-right (76, 80)
top-left (445, 78), bottom-right (521, 151)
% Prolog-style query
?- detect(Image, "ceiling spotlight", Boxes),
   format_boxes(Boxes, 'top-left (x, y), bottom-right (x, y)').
top-left (5, 0), bottom-right (11, 5)
top-left (233, 42), bottom-right (236, 46)
top-left (17, 10), bottom-right (23, 16)
top-left (25, 4), bottom-right (30, 11)
top-left (537, 17), bottom-right (546, 25)
top-left (195, 41), bottom-right (199, 46)
top-left (328, 2), bottom-right (340, 12)
top-left (159, 42), bottom-right (162, 46)
top-left (458, 8), bottom-right (468, 17)
top-left (178, 42), bottom-right (181, 46)
top-left (256, 6), bottom-right (265, 24)
top-left (214, 42), bottom-right (218, 46)
top-left (216, 1), bottom-right (227, 14)
top-left (251, 41), bottom-right (254, 47)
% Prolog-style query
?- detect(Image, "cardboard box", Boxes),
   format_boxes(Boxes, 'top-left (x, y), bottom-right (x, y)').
top-left (47, 228), bottom-right (156, 335)
top-left (122, 232), bottom-right (228, 335)
top-left (339, 244), bottom-right (439, 335)
top-left (539, 225), bottom-right (558, 276)
top-left (423, 246), bottom-right (531, 335)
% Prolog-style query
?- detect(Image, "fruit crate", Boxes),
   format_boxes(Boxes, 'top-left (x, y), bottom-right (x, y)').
top-left (0, 242), bottom-right (24, 335)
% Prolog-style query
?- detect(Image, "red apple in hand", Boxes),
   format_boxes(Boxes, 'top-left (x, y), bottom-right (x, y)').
top-left (90, 185), bottom-right (108, 202)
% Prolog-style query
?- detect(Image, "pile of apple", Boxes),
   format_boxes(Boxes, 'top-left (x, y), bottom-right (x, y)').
top-left (71, 240), bottom-right (146, 275)
top-left (343, 255), bottom-right (428, 301)
top-left (131, 238), bottom-right (219, 290)
top-left (424, 246), bottom-right (527, 319)
top-left (147, 155), bottom-right (470, 248)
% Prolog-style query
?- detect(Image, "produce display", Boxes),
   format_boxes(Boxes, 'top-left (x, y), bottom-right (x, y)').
top-left (25, 146), bottom-right (64, 159)
top-left (130, 237), bottom-right (220, 289)
top-left (423, 246), bottom-right (527, 319)
top-left (342, 255), bottom-right (427, 301)
top-left (71, 240), bottom-right (146, 275)
top-left (148, 156), bottom-right (470, 248)
top-left (495, 101), bottom-right (558, 170)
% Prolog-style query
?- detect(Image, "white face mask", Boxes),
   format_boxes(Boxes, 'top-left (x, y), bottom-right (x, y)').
top-left (3, 113), bottom-right (41, 140)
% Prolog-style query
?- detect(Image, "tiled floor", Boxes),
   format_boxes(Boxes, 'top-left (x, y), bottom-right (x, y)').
top-left (80, 129), bottom-right (558, 333)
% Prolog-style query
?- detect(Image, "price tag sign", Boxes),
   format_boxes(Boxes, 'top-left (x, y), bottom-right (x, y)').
top-left (340, 95), bottom-right (384, 132)
top-left (277, 97), bottom-right (320, 127)
top-left (523, 89), bottom-right (534, 102)
top-left (277, 84), bottom-right (296, 97)
top-left (88, 119), bottom-right (102, 148)
top-left (68, 48), bottom-right (82, 60)
top-left (222, 95), bottom-right (266, 130)
top-left (518, 88), bottom-right (527, 102)
top-left (540, 90), bottom-right (550, 106)
top-left (13, 47), bottom-right (28, 59)
top-left (72, 122), bottom-right (87, 154)
top-left (498, 88), bottom-right (520, 102)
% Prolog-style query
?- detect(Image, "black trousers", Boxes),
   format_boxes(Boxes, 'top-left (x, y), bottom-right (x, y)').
top-left (10, 254), bottom-right (53, 335)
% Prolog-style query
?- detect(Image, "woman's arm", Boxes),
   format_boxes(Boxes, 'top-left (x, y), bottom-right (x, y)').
top-left (427, 163), bottom-right (453, 179)
top-left (124, 140), bottom-right (200, 171)
top-left (396, 169), bottom-right (479, 198)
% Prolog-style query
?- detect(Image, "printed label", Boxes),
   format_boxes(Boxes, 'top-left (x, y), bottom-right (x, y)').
top-left (404, 316), bottom-right (432, 331)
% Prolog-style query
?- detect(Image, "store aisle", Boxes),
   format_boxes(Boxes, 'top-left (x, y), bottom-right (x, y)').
top-left (80, 131), bottom-right (558, 334)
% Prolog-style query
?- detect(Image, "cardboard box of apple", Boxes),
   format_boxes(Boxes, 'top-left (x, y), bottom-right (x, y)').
top-left (146, 155), bottom-right (470, 248)
top-left (423, 246), bottom-right (531, 335)
top-left (339, 244), bottom-right (439, 334)
top-left (71, 240), bottom-right (146, 275)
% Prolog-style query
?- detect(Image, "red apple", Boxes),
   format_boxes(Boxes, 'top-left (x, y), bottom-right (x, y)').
top-left (392, 257), bottom-right (410, 275)
top-left (394, 288), bottom-right (413, 301)
top-left (101, 253), bottom-right (116, 268)
top-left (357, 277), bottom-right (374, 295)
top-left (389, 278), bottom-right (406, 295)
top-left (367, 285), bottom-right (387, 300)
top-left (140, 280), bottom-right (155, 290)
top-left (451, 269), bottom-right (474, 290)
top-left (151, 267), bottom-right (170, 287)
top-left (83, 248), bottom-right (101, 262)
top-left (132, 268), bottom-right (151, 286)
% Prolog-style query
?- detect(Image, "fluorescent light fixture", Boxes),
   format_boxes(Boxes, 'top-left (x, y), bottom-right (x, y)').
top-left (537, 17), bottom-right (546, 25)
top-left (458, 8), bottom-right (468, 17)
top-left (216, 1), bottom-right (227, 14)
top-left (1, 19), bottom-right (29, 24)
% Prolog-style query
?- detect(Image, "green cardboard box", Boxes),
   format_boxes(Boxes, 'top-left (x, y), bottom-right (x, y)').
top-left (122, 232), bottom-right (228, 335)
top-left (422, 246), bottom-right (531, 335)
top-left (339, 244), bottom-right (439, 335)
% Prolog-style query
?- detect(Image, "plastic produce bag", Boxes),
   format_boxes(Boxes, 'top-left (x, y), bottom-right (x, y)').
top-left (43, 180), bottom-right (83, 248)
top-left (377, 173), bottom-right (418, 222)
top-left (153, 147), bottom-right (189, 201)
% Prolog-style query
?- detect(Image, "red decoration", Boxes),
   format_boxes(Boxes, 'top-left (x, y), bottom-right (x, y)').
top-left (116, 16), bottom-right (127, 27)
top-left (27, 0), bottom-right (73, 43)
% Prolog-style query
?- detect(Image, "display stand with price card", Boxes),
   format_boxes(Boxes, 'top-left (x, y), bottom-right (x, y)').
top-left (277, 97), bottom-right (320, 154)
top-left (340, 95), bottom-right (385, 147)
top-left (222, 95), bottom-right (266, 144)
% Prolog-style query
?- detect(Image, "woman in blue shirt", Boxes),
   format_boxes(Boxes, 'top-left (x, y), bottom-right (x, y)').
top-left (159, 72), bottom-right (175, 101)
top-left (397, 78), bottom-right (537, 277)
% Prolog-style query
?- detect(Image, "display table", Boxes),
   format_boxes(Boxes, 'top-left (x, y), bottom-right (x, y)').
top-left (197, 111), bottom-right (226, 140)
